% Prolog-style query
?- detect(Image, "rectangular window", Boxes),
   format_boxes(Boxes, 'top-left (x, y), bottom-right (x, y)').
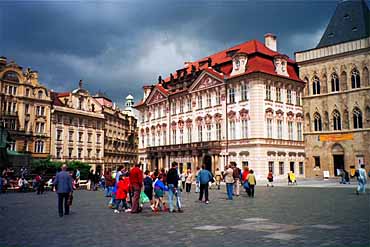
top-left (152, 132), bottom-right (155, 146)
top-left (288, 122), bottom-right (293, 140)
top-left (179, 130), bottom-right (184, 144)
top-left (314, 156), bottom-right (321, 168)
top-left (268, 161), bottom-right (274, 174)
top-left (241, 84), bottom-right (248, 101)
top-left (216, 123), bottom-right (221, 140)
top-left (78, 148), bottom-right (82, 159)
top-left (267, 119), bottom-right (273, 138)
top-left (163, 131), bottom-right (167, 145)
top-left (96, 149), bottom-right (100, 159)
top-left (157, 132), bottom-right (161, 146)
top-left (179, 100), bottom-right (184, 113)
top-left (25, 104), bottom-right (29, 115)
top-left (87, 149), bottom-right (92, 158)
top-left (216, 91), bottom-right (221, 105)
top-left (297, 122), bottom-right (302, 141)
top-left (88, 133), bottom-right (92, 143)
top-left (287, 90), bottom-right (292, 104)
top-left (206, 93), bottom-right (211, 107)
top-left (172, 129), bottom-right (176, 144)
top-left (276, 88), bottom-right (281, 102)
top-left (197, 95), bottom-right (202, 109)
top-left (198, 126), bottom-right (203, 142)
top-left (57, 130), bottom-right (62, 141)
top-left (68, 148), bottom-right (73, 159)
top-left (187, 127), bottom-right (192, 143)
top-left (228, 87), bottom-right (235, 104)
top-left (296, 92), bottom-right (301, 106)
top-left (207, 125), bottom-right (212, 141)
top-left (146, 134), bottom-right (150, 147)
top-left (187, 99), bottom-right (192, 112)
top-left (158, 106), bottom-right (162, 118)
top-left (299, 162), bottom-right (304, 175)
top-left (266, 85), bottom-right (271, 100)
top-left (241, 119), bottom-right (248, 139)
top-left (279, 162), bottom-right (284, 175)
top-left (69, 131), bottom-right (74, 142)
top-left (56, 148), bottom-right (62, 159)
top-left (78, 132), bottom-right (83, 143)
top-left (97, 134), bottom-right (101, 144)
top-left (172, 101), bottom-right (176, 115)
top-left (277, 120), bottom-right (282, 139)
top-left (229, 120), bottom-right (236, 139)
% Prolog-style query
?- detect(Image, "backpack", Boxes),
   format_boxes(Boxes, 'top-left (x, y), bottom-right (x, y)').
top-left (354, 170), bottom-right (359, 178)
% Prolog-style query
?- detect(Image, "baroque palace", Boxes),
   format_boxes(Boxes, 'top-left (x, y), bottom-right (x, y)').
top-left (135, 34), bottom-right (305, 179)
top-left (295, 0), bottom-right (370, 177)
top-left (0, 57), bottom-right (52, 159)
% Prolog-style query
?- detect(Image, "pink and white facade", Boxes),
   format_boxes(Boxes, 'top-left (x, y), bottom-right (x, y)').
top-left (135, 35), bottom-right (306, 179)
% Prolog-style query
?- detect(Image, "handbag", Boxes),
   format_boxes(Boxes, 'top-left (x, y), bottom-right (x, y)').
top-left (243, 181), bottom-right (250, 190)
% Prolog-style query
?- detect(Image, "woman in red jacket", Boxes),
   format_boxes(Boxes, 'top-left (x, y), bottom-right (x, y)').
top-left (114, 175), bottom-right (131, 213)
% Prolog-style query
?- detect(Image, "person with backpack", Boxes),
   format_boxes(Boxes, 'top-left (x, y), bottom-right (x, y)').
top-left (143, 170), bottom-right (154, 209)
top-left (167, 162), bottom-right (183, 213)
top-left (224, 164), bottom-right (235, 200)
top-left (197, 165), bottom-right (213, 204)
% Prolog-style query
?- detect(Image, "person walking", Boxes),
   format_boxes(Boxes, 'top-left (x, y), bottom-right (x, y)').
top-left (224, 165), bottom-right (234, 200)
top-left (129, 164), bottom-right (143, 213)
top-left (143, 170), bottom-right (154, 209)
top-left (75, 169), bottom-right (81, 189)
top-left (104, 171), bottom-right (115, 197)
top-left (180, 170), bottom-right (187, 191)
top-left (215, 168), bottom-right (222, 190)
top-left (247, 170), bottom-right (256, 198)
top-left (114, 174), bottom-right (130, 213)
top-left (167, 162), bottom-right (183, 213)
top-left (195, 167), bottom-right (201, 193)
top-left (242, 166), bottom-right (250, 195)
top-left (53, 164), bottom-right (73, 217)
top-left (197, 165), bottom-right (213, 204)
top-left (185, 169), bottom-right (192, 193)
top-left (356, 164), bottom-right (367, 195)
top-left (267, 171), bottom-right (274, 187)
top-left (232, 164), bottom-right (241, 196)
top-left (87, 170), bottom-right (94, 191)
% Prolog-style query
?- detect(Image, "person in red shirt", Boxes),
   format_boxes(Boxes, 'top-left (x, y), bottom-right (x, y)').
top-left (242, 166), bottom-right (250, 196)
top-left (114, 174), bottom-right (130, 213)
top-left (129, 163), bottom-right (143, 213)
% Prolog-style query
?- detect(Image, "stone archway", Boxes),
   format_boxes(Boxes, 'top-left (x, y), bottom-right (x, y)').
top-left (332, 143), bottom-right (345, 176)
top-left (203, 155), bottom-right (212, 173)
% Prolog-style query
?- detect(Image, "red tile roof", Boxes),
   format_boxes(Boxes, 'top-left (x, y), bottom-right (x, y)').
top-left (137, 39), bottom-right (303, 107)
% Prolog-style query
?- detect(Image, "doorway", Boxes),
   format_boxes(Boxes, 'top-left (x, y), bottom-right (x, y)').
top-left (289, 162), bottom-right (295, 173)
top-left (203, 155), bottom-right (212, 173)
top-left (333, 155), bottom-right (344, 176)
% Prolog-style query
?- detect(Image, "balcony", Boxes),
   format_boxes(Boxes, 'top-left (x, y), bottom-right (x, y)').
top-left (3, 111), bottom-right (18, 117)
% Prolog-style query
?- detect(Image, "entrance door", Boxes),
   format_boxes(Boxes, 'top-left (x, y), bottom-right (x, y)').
top-left (333, 155), bottom-right (344, 176)
top-left (290, 162), bottom-right (295, 173)
top-left (203, 155), bottom-right (212, 173)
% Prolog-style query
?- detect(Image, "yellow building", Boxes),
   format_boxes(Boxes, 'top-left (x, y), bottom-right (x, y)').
top-left (0, 56), bottom-right (52, 159)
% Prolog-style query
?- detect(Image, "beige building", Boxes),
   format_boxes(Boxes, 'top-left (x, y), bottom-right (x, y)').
top-left (50, 81), bottom-right (105, 173)
top-left (136, 35), bottom-right (305, 179)
top-left (295, 0), bottom-right (370, 177)
top-left (0, 56), bottom-right (52, 159)
top-left (93, 94), bottom-right (138, 171)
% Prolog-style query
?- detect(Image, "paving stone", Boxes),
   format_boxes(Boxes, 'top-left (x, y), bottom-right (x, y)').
top-left (193, 225), bottom-right (226, 230)
top-left (242, 217), bottom-right (270, 222)
top-left (264, 233), bottom-right (300, 241)
top-left (310, 224), bottom-right (339, 230)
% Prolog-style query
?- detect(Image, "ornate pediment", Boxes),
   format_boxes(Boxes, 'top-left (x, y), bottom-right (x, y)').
top-left (146, 88), bottom-right (167, 105)
top-left (189, 72), bottom-right (223, 92)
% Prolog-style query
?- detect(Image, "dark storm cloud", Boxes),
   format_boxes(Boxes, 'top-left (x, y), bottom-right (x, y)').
top-left (1, 0), bottom-right (355, 105)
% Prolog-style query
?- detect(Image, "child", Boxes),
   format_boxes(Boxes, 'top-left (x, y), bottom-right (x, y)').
top-left (267, 171), bottom-right (274, 187)
top-left (153, 175), bottom-right (168, 212)
top-left (143, 170), bottom-right (154, 210)
top-left (114, 175), bottom-right (130, 213)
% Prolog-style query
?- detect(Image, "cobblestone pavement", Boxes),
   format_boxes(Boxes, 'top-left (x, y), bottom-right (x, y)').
top-left (0, 185), bottom-right (369, 247)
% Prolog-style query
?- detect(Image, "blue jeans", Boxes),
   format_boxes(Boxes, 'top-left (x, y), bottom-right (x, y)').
top-left (168, 184), bottom-right (181, 212)
top-left (105, 186), bottom-right (113, 197)
top-left (115, 199), bottom-right (128, 210)
top-left (226, 183), bottom-right (233, 200)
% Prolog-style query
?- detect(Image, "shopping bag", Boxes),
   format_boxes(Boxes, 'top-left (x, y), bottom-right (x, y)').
top-left (140, 191), bottom-right (150, 204)
top-left (243, 181), bottom-right (250, 190)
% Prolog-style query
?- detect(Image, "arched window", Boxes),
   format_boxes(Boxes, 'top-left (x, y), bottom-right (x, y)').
top-left (3, 71), bottom-right (19, 82)
top-left (331, 73), bottom-right (339, 92)
top-left (353, 107), bottom-right (363, 129)
top-left (312, 76), bottom-right (320, 95)
top-left (314, 112), bottom-right (322, 131)
top-left (332, 110), bottom-right (341, 130)
top-left (351, 69), bottom-right (360, 88)
top-left (38, 90), bottom-right (43, 99)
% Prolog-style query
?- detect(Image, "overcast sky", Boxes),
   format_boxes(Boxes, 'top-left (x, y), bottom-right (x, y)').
top-left (1, 0), bottom-right (365, 106)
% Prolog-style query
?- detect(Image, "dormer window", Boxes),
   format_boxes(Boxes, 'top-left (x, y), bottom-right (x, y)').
top-left (230, 53), bottom-right (248, 77)
top-left (274, 55), bottom-right (289, 77)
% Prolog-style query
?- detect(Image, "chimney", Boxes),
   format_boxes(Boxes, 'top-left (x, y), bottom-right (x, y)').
top-left (264, 33), bottom-right (277, 52)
